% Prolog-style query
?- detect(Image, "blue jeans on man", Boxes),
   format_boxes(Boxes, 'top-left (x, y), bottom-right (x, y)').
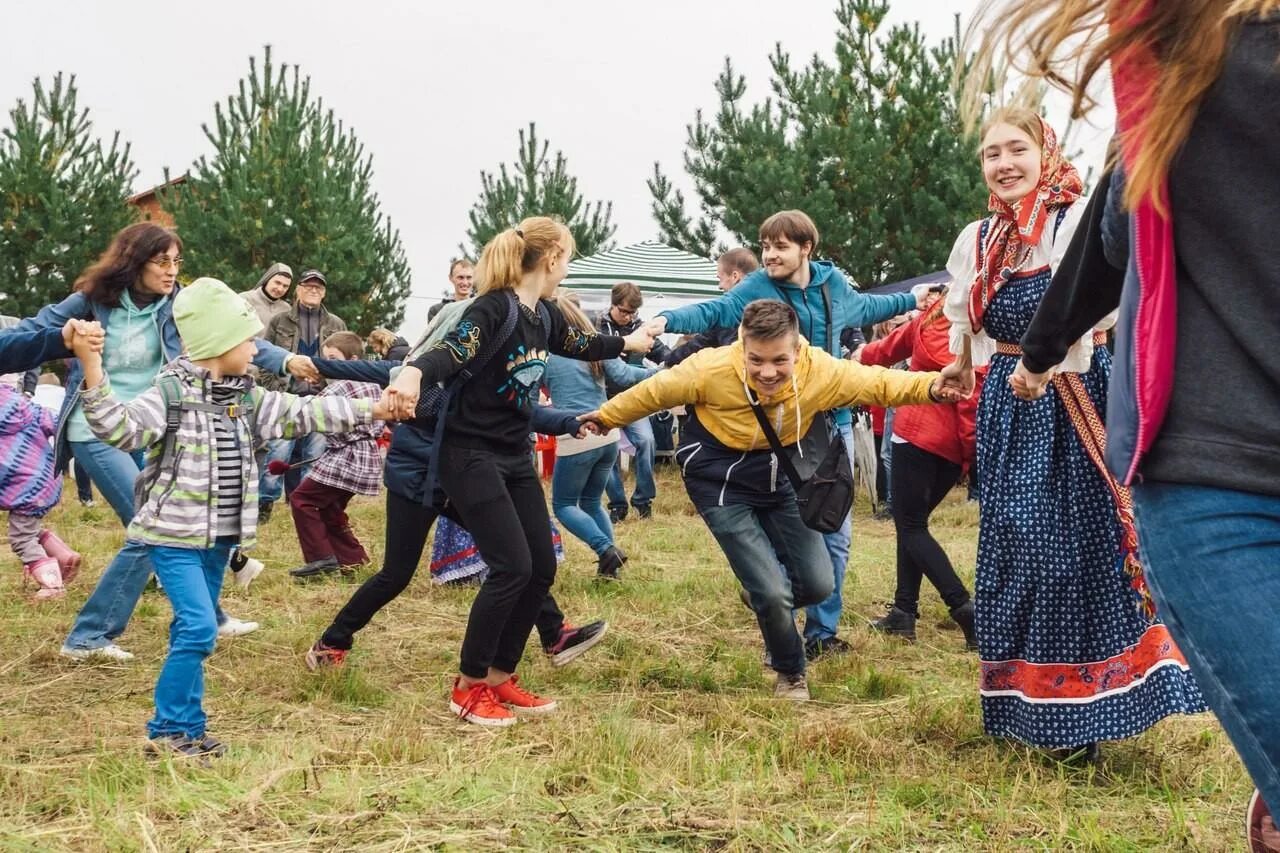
top-left (700, 500), bottom-right (834, 676)
top-left (606, 417), bottom-right (656, 512)
top-left (803, 420), bottom-right (856, 645)
top-left (1132, 481), bottom-right (1280, 819)
top-left (65, 440), bottom-right (226, 652)
top-left (147, 539), bottom-right (235, 739)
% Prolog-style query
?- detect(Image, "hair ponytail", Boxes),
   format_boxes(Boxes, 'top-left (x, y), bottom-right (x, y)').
top-left (474, 216), bottom-right (575, 294)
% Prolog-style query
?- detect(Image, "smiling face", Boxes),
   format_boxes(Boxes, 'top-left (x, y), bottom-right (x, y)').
top-left (138, 243), bottom-right (182, 296)
top-left (264, 274), bottom-right (292, 300)
top-left (450, 264), bottom-right (474, 299)
top-left (296, 278), bottom-right (326, 308)
top-left (982, 122), bottom-right (1043, 205)
top-left (760, 235), bottom-right (810, 284)
top-left (743, 332), bottom-right (800, 397)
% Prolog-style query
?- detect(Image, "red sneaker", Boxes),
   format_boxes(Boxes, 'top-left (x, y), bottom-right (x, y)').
top-left (491, 675), bottom-right (557, 715)
top-left (304, 641), bottom-right (347, 671)
top-left (450, 679), bottom-right (517, 727)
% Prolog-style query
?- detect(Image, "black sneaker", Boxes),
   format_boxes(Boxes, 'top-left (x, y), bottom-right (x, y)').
top-left (804, 635), bottom-right (851, 662)
top-left (950, 601), bottom-right (978, 651)
top-left (543, 620), bottom-right (609, 666)
top-left (290, 556), bottom-right (341, 579)
top-left (633, 504), bottom-right (653, 520)
top-left (870, 605), bottom-right (917, 641)
top-left (597, 546), bottom-right (627, 580)
top-left (608, 506), bottom-right (628, 524)
top-left (258, 500), bottom-right (274, 524)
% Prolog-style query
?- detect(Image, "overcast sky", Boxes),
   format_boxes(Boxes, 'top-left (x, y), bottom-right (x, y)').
top-left (2, 1), bottom-right (1113, 336)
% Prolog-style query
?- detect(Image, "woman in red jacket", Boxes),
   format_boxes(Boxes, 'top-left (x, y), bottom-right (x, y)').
top-left (857, 290), bottom-right (984, 648)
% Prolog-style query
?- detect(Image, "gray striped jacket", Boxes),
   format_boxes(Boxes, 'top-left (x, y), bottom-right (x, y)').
top-left (80, 358), bottom-right (373, 550)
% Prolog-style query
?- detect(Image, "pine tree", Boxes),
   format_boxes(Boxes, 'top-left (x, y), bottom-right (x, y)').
top-left (0, 73), bottom-right (137, 319)
top-left (650, 0), bottom-right (989, 287)
top-left (164, 47), bottom-right (411, 334)
top-left (463, 123), bottom-right (615, 258)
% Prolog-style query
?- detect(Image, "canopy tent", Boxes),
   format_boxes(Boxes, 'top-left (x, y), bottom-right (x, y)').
top-left (561, 241), bottom-right (721, 314)
top-left (864, 269), bottom-right (950, 295)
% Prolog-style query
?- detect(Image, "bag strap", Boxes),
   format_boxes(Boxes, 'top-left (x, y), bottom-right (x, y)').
top-left (820, 281), bottom-right (834, 358)
top-left (746, 389), bottom-right (805, 492)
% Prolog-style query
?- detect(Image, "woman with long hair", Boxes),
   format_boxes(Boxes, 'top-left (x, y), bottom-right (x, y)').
top-left (969, 1), bottom-right (1280, 845)
top-left (543, 289), bottom-right (655, 580)
top-left (378, 216), bottom-right (654, 726)
top-left (857, 288), bottom-right (985, 648)
top-left (943, 105), bottom-right (1205, 761)
top-left (0, 223), bottom-right (301, 659)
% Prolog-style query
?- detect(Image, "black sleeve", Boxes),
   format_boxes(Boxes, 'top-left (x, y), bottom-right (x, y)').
top-left (312, 357), bottom-right (395, 386)
top-left (647, 335), bottom-right (672, 364)
top-left (546, 300), bottom-right (626, 361)
top-left (409, 295), bottom-right (506, 385)
top-left (530, 404), bottom-right (581, 436)
top-left (1020, 168), bottom-right (1127, 374)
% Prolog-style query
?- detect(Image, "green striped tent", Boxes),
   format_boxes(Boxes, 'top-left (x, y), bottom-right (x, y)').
top-left (562, 241), bottom-right (720, 312)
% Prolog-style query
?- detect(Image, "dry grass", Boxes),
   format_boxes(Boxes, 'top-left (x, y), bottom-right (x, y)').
top-left (0, 466), bottom-right (1247, 851)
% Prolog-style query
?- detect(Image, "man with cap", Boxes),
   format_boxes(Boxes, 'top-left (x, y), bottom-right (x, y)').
top-left (258, 269), bottom-right (348, 520)
top-left (240, 262), bottom-right (294, 328)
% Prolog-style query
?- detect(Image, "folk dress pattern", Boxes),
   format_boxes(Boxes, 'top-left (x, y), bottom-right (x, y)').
top-left (965, 213), bottom-right (1206, 748)
top-left (429, 515), bottom-right (564, 586)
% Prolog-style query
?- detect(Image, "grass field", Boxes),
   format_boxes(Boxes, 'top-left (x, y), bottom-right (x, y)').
top-left (0, 465), bottom-right (1249, 851)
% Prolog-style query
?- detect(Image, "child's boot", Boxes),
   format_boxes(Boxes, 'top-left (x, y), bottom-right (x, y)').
top-left (23, 557), bottom-right (65, 600)
top-left (38, 530), bottom-right (82, 584)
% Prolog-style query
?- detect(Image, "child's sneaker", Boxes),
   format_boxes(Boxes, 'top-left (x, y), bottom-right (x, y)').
top-left (450, 679), bottom-right (516, 727)
top-left (37, 530), bottom-right (82, 584)
top-left (543, 620), bottom-right (608, 667)
top-left (304, 641), bottom-right (347, 671)
top-left (60, 643), bottom-right (134, 662)
top-left (23, 557), bottom-right (65, 600)
top-left (216, 616), bottom-right (259, 638)
top-left (229, 552), bottom-right (264, 589)
top-left (492, 675), bottom-right (557, 715)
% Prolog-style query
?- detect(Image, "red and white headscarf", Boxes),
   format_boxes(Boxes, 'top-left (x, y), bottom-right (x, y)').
top-left (968, 116), bottom-right (1083, 334)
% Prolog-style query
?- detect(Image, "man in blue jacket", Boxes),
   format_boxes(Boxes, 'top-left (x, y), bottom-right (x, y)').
top-left (649, 210), bottom-right (927, 659)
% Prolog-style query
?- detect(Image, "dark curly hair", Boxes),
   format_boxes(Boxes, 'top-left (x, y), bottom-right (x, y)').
top-left (75, 223), bottom-right (183, 307)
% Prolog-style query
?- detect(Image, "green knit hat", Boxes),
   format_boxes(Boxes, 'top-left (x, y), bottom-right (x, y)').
top-left (174, 277), bottom-right (265, 360)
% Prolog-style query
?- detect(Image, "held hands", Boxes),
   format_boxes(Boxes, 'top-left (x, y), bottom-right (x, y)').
top-left (287, 355), bottom-right (321, 385)
top-left (576, 409), bottom-right (608, 435)
top-left (1009, 359), bottom-right (1053, 401)
top-left (938, 359), bottom-right (975, 400)
top-left (62, 319), bottom-right (105, 357)
top-left (622, 322), bottom-right (660, 354)
top-left (385, 365), bottom-right (422, 421)
top-left (372, 390), bottom-right (400, 422)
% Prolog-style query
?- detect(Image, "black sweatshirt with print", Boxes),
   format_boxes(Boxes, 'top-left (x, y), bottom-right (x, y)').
top-left (410, 291), bottom-right (625, 455)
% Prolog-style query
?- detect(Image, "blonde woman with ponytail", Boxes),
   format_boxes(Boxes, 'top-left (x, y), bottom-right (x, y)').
top-left (379, 217), bottom-right (655, 727)
top-left (969, 1), bottom-right (1280, 846)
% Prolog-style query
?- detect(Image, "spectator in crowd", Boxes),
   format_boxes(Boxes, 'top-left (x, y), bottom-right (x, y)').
top-left (427, 258), bottom-right (475, 322)
top-left (239, 262), bottom-right (293, 328)
top-left (367, 328), bottom-right (410, 362)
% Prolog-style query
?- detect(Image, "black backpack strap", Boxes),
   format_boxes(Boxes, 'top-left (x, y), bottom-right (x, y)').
top-left (820, 281), bottom-right (834, 358)
top-left (746, 389), bottom-right (805, 493)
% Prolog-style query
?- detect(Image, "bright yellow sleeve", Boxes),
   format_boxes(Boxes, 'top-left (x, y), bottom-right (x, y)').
top-left (807, 347), bottom-right (938, 410)
top-left (597, 356), bottom-right (705, 429)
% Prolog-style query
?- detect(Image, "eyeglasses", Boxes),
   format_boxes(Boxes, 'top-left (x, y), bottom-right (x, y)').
top-left (612, 306), bottom-right (638, 319)
top-left (148, 257), bottom-right (183, 270)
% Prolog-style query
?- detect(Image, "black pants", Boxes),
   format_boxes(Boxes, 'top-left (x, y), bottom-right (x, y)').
top-left (321, 488), bottom-right (566, 653)
top-left (436, 445), bottom-right (560, 679)
top-left (890, 441), bottom-right (970, 616)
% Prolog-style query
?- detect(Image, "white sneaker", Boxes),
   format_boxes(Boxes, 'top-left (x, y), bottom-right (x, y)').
top-left (231, 556), bottom-right (265, 590)
top-left (60, 643), bottom-right (135, 662)
top-left (217, 616), bottom-right (260, 638)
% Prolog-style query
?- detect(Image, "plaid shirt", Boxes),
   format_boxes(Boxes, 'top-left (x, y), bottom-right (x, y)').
top-left (306, 380), bottom-right (386, 495)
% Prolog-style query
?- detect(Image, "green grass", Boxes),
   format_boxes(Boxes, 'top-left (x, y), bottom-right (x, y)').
top-left (0, 467), bottom-right (1247, 851)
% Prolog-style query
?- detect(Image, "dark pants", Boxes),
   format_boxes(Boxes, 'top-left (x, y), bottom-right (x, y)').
top-left (890, 441), bottom-right (969, 616)
top-left (321, 488), bottom-right (566, 652)
top-left (289, 477), bottom-right (368, 565)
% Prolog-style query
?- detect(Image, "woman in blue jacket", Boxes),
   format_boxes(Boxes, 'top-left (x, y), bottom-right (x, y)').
top-left (543, 290), bottom-right (656, 579)
top-left (0, 223), bottom-right (300, 661)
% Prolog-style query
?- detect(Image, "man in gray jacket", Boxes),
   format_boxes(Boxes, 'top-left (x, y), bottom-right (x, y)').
top-left (240, 262), bottom-right (294, 328)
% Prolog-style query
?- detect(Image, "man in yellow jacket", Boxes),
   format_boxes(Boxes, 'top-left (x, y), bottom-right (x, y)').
top-left (583, 299), bottom-right (965, 701)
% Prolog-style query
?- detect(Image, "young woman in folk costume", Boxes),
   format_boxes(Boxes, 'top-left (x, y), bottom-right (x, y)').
top-left (943, 106), bottom-right (1205, 761)
top-left (382, 216), bottom-right (655, 727)
top-left (970, 0), bottom-right (1280, 846)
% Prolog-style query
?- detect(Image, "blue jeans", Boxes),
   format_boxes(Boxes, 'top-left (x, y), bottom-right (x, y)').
top-left (700, 501), bottom-right (834, 676)
top-left (552, 444), bottom-right (618, 555)
top-left (804, 420), bottom-right (855, 643)
top-left (881, 408), bottom-right (896, 508)
top-left (259, 432), bottom-right (327, 504)
top-left (65, 440), bottom-right (224, 652)
top-left (605, 417), bottom-right (656, 510)
top-left (147, 540), bottom-right (234, 739)
top-left (1132, 482), bottom-right (1280, 816)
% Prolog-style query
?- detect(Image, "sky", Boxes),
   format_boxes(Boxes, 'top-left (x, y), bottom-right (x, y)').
top-left (1, 1), bottom-right (1113, 338)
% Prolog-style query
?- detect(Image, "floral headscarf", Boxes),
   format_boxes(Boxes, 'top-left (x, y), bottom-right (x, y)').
top-left (968, 116), bottom-right (1083, 334)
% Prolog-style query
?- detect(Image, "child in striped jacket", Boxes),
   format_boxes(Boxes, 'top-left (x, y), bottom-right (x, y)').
top-left (67, 278), bottom-right (395, 763)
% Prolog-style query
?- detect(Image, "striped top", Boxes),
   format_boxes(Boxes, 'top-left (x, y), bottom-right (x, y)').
top-left (210, 383), bottom-right (243, 537)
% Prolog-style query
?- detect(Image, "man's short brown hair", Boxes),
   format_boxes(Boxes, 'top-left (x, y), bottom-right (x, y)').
top-left (740, 299), bottom-right (799, 343)
top-left (718, 247), bottom-right (760, 277)
top-left (611, 281), bottom-right (643, 310)
top-left (322, 331), bottom-right (366, 359)
top-left (449, 257), bottom-right (474, 277)
top-left (759, 210), bottom-right (819, 252)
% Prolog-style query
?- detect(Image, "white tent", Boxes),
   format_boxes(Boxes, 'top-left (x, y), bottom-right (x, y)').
top-left (561, 241), bottom-right (720, 315)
